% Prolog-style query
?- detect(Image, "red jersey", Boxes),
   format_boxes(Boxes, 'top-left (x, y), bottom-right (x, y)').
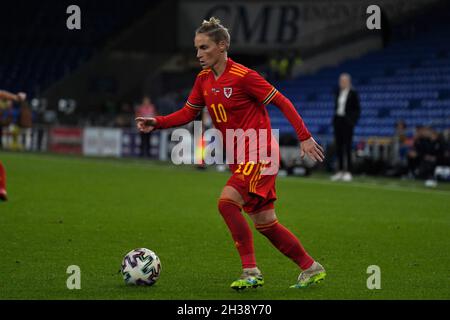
top-left (186, 59), bottom-right (278, 168)
top-left (188, 58), bottom-right (276, 130)
top-left (155, 58), bottom-right (311, 171)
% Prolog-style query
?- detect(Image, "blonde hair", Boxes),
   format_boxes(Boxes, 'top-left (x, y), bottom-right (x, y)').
top-left (196, 17), bottom-right (230, 49)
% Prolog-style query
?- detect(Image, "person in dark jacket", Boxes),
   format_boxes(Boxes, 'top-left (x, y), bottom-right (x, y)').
top-left (331, 73), bottom-right (361, 182)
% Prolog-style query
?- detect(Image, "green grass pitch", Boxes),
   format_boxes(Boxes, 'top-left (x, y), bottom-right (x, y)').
top-left (0, 151), bottom-right (449, 299)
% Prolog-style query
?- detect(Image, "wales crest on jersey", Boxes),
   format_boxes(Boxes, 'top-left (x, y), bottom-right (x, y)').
top-left (224, 87), bottom-right (233, 98)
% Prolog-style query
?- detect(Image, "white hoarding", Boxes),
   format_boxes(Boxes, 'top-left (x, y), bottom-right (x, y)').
top-left (83, 128), bottom-right (123, 157)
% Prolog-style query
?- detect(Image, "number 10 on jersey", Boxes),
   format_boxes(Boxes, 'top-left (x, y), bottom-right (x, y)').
top-left (210, 103), bottom-right (227, 123)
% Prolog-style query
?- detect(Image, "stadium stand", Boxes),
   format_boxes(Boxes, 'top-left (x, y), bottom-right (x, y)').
top-left (0, 0), bottom-right (156, 98)
top-left (268, 3), bottom-right (450, 141)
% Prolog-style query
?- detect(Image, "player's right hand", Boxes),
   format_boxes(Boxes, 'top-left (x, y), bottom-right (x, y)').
top-left (135, 117), bottom-right (157, 133)
top-left (17, 92), bottom-right (27, 101)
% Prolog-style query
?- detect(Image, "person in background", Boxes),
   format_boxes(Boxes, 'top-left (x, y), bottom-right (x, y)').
top-left (135, 96), bottom-right (158, 157)
top-left (392, 120), bottom-right (411, 172)
top-left (441, 128), bottom-right (450, 166)
top-left (19, 100), bottom-right (33, 151)
top-left (422, 128), bottom-right (444, 187)
top-left (330, 73), bottom-right (361, 182)
top-left (114, 102), bottom-right (133, 128)
top-left (1, 91), bottom-right (26, 149)
top-left (0, 100), bottom-right (13, 150)
top-left (407, 126), bottom-right (444, 187)
top-left (407, 126), bottom-right (426, 178)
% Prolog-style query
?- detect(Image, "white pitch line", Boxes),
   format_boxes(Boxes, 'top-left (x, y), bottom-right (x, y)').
top-left (285, 176), bottom-right (450, 196)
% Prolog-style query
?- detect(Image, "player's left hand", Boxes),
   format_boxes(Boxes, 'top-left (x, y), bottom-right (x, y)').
top-left (300, 137), bottom-right (324, 162)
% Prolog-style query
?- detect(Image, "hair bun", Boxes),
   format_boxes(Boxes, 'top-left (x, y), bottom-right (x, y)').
top-left (203, 17), bottom-right (221, 26)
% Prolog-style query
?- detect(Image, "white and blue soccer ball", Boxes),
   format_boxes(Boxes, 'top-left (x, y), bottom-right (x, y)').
top-left (121, 248), bottom-right (161, 286)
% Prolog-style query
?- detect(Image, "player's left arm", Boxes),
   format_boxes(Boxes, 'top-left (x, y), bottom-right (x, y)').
top-left (243, 70), bottom-right (324, 162)
top-left (271, 93), bottom-right (324, 162)
top-left (0, 90), bottom-right (26, 102)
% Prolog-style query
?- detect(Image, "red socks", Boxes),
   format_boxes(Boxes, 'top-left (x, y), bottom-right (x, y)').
top-left (218, 199), bottom-right (256, 269)
top-left (0, 161), bottom-right (6, 190)
top-left (256, 220), bottom-right (314, 270)
top-left (218, 198), bottom-right (314, 271)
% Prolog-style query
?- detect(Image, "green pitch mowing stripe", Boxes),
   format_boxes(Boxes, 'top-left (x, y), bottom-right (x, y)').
top-left (0, 152), bottom-right (449, 299)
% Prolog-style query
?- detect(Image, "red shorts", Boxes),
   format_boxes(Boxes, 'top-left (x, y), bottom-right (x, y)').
top-left (226, 161), bottom-right (278, 214)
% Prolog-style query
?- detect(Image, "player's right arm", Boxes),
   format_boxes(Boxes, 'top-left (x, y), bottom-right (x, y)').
top-left (135, 75), bottom-right (205, 133)
top-left (0, 90), bottom-right (26, 102)
top-left (136, 105), bottom-right (201, 133)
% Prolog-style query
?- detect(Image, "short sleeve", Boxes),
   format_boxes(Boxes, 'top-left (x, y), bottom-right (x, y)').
top-left (186, 76), bottom-right (206, 110)
top-left (243, 70), bottom-right (279, 105)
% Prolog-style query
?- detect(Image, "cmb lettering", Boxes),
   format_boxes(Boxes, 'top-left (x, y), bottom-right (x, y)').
top-left (205, 4), bottom-right (300, 45)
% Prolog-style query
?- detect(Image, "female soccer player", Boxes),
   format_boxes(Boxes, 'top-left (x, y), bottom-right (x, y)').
top-left (0, 90), bottom-right (26, 201)
top-left (136, 18), bottom-right (326, 290)
top-left (0, 161), bottom-right (8, 201)
top-left (0, 161), bottom-right (6, 201)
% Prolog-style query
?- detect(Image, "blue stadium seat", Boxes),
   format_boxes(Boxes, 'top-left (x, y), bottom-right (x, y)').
top-left (0, 0), bottom-right (158, 97)
top-left (270, 8), bottom-right (450, 138)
